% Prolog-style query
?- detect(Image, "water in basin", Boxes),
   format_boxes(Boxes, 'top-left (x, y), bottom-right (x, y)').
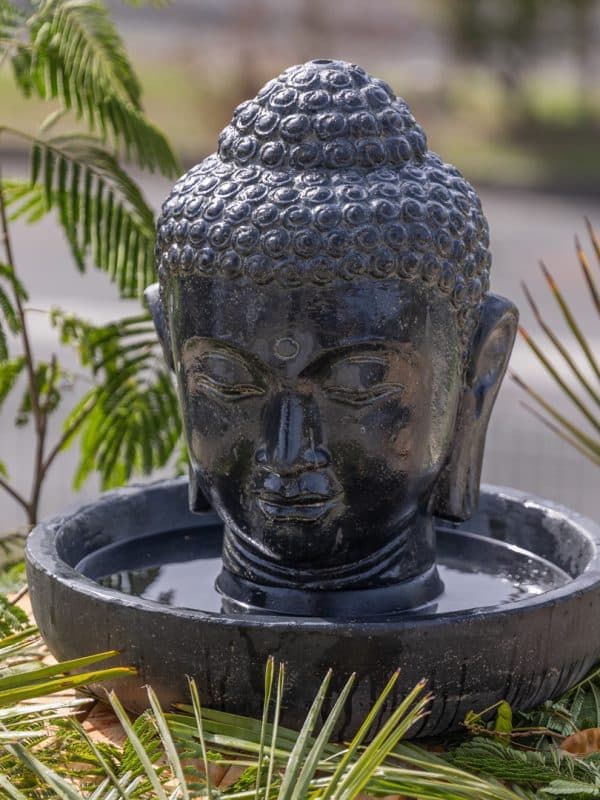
top-left (78, 522), bottom-right (571, 616)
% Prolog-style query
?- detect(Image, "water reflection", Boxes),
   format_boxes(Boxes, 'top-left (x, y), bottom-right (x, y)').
top-left (88, 524), bottom-right (571, 617)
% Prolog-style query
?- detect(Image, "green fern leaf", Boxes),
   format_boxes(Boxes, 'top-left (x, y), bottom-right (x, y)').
top-left (540, 778), bottom-right (600, 796)
top-left (51, 312), bottom-right (181, 488)
top-left (0, 595), bottom-right (29, 637)
top-left (4, 134), bottom-right (158, 296)
top-left (449, 736), bottom-right (600, 788)
top-left (77, 367), bottom-right (181, 489)
top-left (0, 357), bottom-right (25, 412)
top-left (0, 262), bottom-right (27, 360)
top-left (17, 0), bottom-right (179, 175)
top-left (14, 360), bottom-right (62, 427)
top-left (0, 1), bottom-right (25, 58)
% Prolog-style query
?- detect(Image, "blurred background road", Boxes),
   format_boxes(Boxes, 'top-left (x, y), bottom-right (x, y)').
top-left (1, 0), bottom-right (599, 528)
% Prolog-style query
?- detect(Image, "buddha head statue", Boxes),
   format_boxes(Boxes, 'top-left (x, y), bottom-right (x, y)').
top-left (148, 59), bottom-right (518, 616)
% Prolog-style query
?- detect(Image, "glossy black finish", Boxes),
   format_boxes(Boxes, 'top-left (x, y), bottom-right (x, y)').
top-left (24, 60), bottom-right (600, 736)
top-left (80, 517), bottom-right (571, 618)
top-left (149, 59), bottom-right (518, 613)
top-left (25, 480), bottom-right (600, 738)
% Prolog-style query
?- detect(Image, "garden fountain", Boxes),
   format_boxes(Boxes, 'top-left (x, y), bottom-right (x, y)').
top-left (26, 60), bottom-right (600, 737)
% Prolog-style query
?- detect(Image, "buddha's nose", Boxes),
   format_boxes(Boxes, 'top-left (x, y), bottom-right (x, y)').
top-left (255, 392), bottom-right (330, 475)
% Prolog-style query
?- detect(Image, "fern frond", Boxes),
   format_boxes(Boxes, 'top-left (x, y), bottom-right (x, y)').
top-left (15, 0), bottom-right (179, 175)
top-left (52, 311), bottom-right (181, 489)
top-left (0, 595), bottom-right (29, 638)
top-left (0, 262), bottom-right (27, 360)
top-left (0, 1), bottom-right (25, 60)
top-left (0, 357), bottom-right (26, 413)
top-left (71, 366), bottom-right (181, 489)
top-left (3, 133), bottom-right (157, 296)
top-left (14, 359), bottom-right (63, 427)
top-left (450, 736), bottom-right (597, 789)
top-left (33, 0), bottom-right (142, 105)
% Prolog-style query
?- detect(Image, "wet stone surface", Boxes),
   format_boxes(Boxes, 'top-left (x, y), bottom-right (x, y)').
top-left (84, 521), bottom-right (570, 617)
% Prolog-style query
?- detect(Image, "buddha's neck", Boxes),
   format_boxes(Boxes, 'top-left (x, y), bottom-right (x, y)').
top-left (217, 512), bottom-right (443, 616)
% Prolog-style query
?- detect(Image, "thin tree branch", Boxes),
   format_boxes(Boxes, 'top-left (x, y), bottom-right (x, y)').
top-left (0, 475), bottom-right (29, 515)
top-left (29, 355), bottom-right (59, 522)
top-left (0, 167), bottom-right (42, 434)
top-left (0, 165), bottom-right (46, 524)
top-left (9, 585), bottom-right (30, 606)
top-left (41, 395), bottom-right (96, 477)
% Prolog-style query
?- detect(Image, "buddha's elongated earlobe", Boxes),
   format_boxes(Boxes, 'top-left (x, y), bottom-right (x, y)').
top-left (432, 294), bottom-right (518, 521)
top-left (145, 282), bottom-right (174, 371)
top-left (189, 465), bottom-right (210, 512)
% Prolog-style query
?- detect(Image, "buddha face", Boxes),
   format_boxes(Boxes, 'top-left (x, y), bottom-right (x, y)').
top-left (166, 275), bottom-right (463, 568)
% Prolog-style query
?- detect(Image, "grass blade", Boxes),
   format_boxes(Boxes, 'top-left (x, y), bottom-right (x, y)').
top-left (0, 648), bottom-right (123, 691)
top-left (520, 402), bottom-right (600, 466)
top-left (186, 677), bottom-right (213, 800)
top-left (521, 281), bottom-right (600, 406)
top-left (4, 739), bottom-right (83, 800)
top-left (511, 373), bottom-right (600, 458)
top-left (540, 260), bottom-right (600, 382)
top-left (575, 235), bottom-right (600, 314)
top-left (0, 773), bottom-right (28, 800)
top-left (108, 690), bottom-right (168, 800)
top-left (256, 655), bottom-right (275, 797)
top-left (291, 672), bottom-right (356, 800)
top-left (0, 628), bottom-right (39, 655)
top-left (585, 217), bottom-right (600, 268)
top-left (147, 685), bottom-right (189, 800)
top-left (72, 719), bottom-right (125, 799)
top-left (277, 668), bottom-right (333, 800)
top-left (331, 679), bottom-right (429, 800)
top-left (0, 666), bottom-right (137, 706)
top-left (320, 669), bottom-right (401, 800)
top-left (266, 663), bottom-right (285, 800)
top-left (518, 326), bottom-right (599, 432)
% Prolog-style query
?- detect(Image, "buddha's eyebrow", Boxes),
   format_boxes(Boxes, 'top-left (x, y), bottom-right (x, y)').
top-left (299, 343), bottom-right (392, 377)
top-left (300, 342), bottom-right (417, 378)
top-left (181, 338), bottom-right (272, 376)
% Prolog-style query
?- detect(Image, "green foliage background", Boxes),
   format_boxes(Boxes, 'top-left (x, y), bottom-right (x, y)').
top-left (0, 0), bottom-right (185, 523)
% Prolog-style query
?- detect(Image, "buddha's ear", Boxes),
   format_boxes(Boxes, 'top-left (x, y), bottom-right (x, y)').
top-left (144, 282), bottom-right (174, 371)
top-left (432, 293), bottom-right (518, 521)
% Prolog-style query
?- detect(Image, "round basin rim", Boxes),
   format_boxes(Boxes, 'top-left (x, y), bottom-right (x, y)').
top-left (25, 479), bottom-right (600, 630)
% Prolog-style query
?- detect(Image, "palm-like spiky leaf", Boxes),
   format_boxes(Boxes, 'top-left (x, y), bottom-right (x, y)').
top-left (0, 588), bottom-right (135, 796)
top-left (514, 220), bottom-right (600, 466)
top-left (167, 670), bottom-right (520, 800)
top-left (10, 0), bottom-right (179, 176)
top-left (2, 663), bottom-right (524, 800)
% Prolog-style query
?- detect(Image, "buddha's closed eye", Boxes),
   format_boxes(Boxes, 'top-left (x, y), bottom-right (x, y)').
top-left (187, 353), bottom-right (265, 400)
top-left (322, 355), bottom-right (404, 406)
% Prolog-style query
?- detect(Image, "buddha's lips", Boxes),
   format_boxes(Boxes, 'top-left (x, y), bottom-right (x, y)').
top-left (256, 491), bottom-right (342, 523)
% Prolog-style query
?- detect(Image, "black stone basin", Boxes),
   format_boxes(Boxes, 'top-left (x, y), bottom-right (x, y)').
top-left (26, 478), bottom-right (600, 737)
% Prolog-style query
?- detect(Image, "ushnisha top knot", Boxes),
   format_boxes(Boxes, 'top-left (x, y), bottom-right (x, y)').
top-left (156, 59), bottom-right (491, 339)
top-left (217, 59), bottom-right (427, 171)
